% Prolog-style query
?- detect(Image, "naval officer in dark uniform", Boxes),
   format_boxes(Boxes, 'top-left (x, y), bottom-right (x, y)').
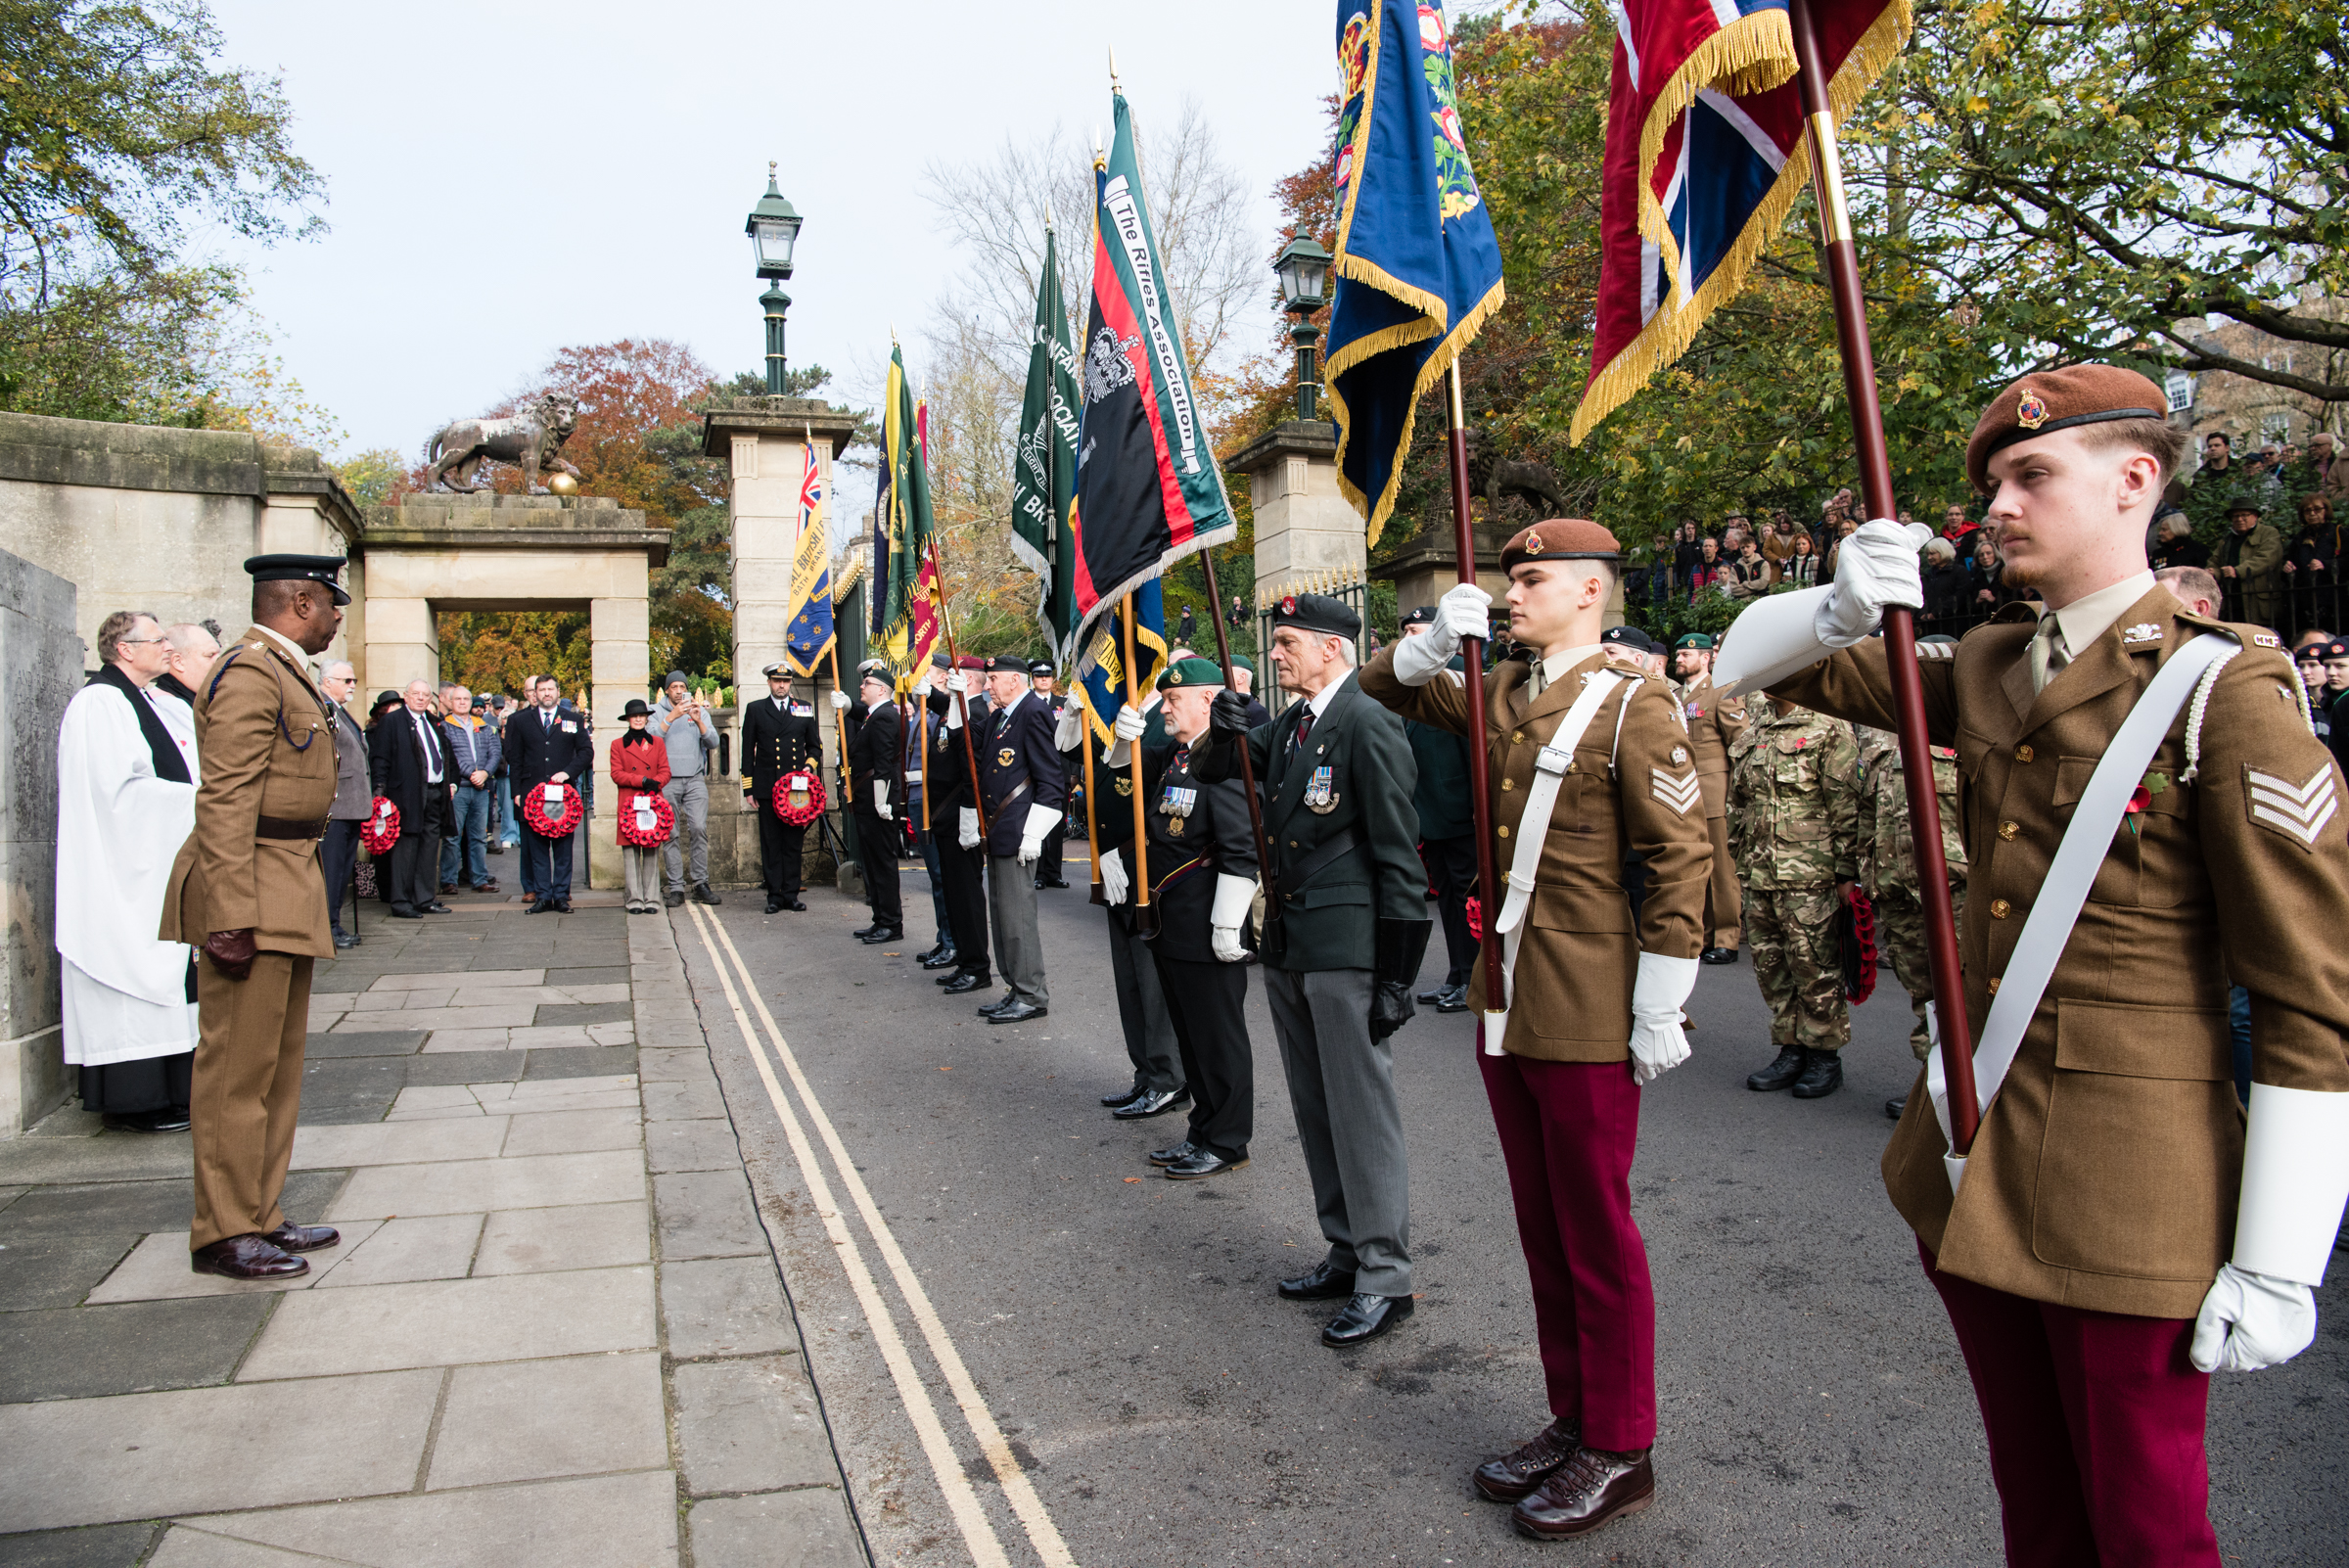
top-left (739, 660), bottom-right (822, 912)
top-left (1193, 592), bottom-right (1431, 1347)
top-left (1105, 658), bottom-right (1260, 1177)
top-left (975, 653), bottom-right (1066, 1023)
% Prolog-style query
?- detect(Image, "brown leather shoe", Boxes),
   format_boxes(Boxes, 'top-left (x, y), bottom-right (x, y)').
top-left (264, 1222), bottom-right (341, 1254)
top-left (1510, 1446), bottom-right (1654, 1541)
top-left (1472, 1417), bottom-right (1583, 1502)
top-left (190, 1234), bottom-right (309, 1280)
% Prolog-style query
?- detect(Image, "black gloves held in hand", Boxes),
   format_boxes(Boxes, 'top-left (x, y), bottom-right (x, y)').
top-left (1208, 689), bottom-right (1252, 735)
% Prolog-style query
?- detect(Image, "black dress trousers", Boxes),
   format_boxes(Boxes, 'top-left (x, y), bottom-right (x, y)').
top-left (1153, 952), bottom-right (1253, 1162)
top-left (757, 807), bottom-right (806, 899)
top-left (852, 807), bottom-right (902, 926)
top-left (938, 839), bottom-right (990, 976)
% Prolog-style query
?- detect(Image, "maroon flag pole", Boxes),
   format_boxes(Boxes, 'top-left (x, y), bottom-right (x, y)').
top-left (1788, 0), bottom-right (1978, 1151)
top-left (1445, 362), bottom-right (1508, 1026)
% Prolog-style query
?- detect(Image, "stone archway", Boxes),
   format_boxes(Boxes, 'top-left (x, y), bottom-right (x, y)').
top-left (355, 492), bottom-right (667, 890)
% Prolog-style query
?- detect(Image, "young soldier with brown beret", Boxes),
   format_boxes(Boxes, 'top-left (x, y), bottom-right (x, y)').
top-left (1669, 632), bottom-right (1747, 962)
top-left (1359, 520), bottom-right (1712, 1542)
top-left (1718, 364), bottom-right (2349, 1567)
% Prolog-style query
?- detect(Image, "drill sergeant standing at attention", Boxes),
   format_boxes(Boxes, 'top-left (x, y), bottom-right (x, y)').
top-left (1360, 521), bottom-right (1710, 1543)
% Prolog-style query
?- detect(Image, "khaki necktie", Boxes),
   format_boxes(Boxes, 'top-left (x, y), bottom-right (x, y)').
top-left (1529, 660), bottom-right (1549, 699)
top-left (2029, 615), bottom-right (2068, 696)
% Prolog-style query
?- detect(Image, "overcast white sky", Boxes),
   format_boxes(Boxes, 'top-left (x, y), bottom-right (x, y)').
top-left (202, 0), bottom-right (1344, 465)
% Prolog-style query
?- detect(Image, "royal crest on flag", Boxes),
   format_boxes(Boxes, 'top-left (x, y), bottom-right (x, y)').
top-left (1570, 0), bottom-right (1911, 443)
top-left (1324, 0), bottom-right (1506, 546)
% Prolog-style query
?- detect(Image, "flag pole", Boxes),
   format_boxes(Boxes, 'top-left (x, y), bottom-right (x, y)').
top-left (1788, 0), bottom-right (1977, 1151)
top-left (825, 642), bottom-right (853, 819)
top-left (925, 534), bottom-right (989, 841)
top-left (1446, 362), bottom-right (1507, 1029)
top-left (1195, 547), bottom-right (1278, 945)
top-left (1120, 596), bottom-right (1155, 937)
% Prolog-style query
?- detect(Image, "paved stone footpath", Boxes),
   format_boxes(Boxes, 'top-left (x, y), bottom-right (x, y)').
top-left (0, 890), bottom-right (865, 1568)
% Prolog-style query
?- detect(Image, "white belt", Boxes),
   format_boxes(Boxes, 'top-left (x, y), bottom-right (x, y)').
top-left (1482, 670), bottom-right (1635, 1055)
top-left (1933, 632), bottom-right (2235, 1191)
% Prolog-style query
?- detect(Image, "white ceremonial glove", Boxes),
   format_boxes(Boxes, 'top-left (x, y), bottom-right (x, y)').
top-left (942, 698), bottom-right (962, 731)
top-left (1394, 583), bottom-right (1493, 686)
top-left (1016, 804), bottom-right (1062, 866)
top-left (1815, 519), bottom-right (1932, 649)
top-left (1053, 701), bottom-right (1085, 750)
top-left (2189, 1083), bottom-right (2349, 1371)
top-left (872, 780), bottom-right (893, 819)
top-left (1211, 874), bottom-right (1257, 963)
top-left (912, 676), bottom-right (933, 700)
top-left (945, 669), bottom-right (969, 695)
top-left (957, 807), bottom-right (981, 849)
top-left (1627, 951), bottom-right (1700, 1086)
top-left (830, 689), bottom-right (852, 711)
top-left (1105, 703), bottom-right (1148, 767)
top-left (1098, 846), bottom-right (1129, 905)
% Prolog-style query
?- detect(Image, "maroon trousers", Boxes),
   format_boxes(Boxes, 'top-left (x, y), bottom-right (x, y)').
top-left (1480, 1052), bottom-right (1656, 1453)
top-left (1921, 1242), bottom-right (2219, 1568)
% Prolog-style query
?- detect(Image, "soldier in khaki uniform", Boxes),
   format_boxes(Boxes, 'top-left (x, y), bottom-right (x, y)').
top-left (1719, 365), bottom-right (2349, 1567)
top-left (1728, 696), bottom-right (1862, 1098)
top-left (161, 556), bottom-right (347, 1280)
top-left (1854, 706), bottom-right (1967, 1120)
top-left (1670, 632), bottom-right (1746, 960)
top-left (1360, 520), bottom-right (1711, 1545)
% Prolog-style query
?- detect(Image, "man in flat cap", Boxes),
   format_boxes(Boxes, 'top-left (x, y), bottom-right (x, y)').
top-left (161, 555), bottom-right (347, 1279)
top-left (1399, 603), bottom-right (1477, 1012)
top-left (1360, 522), bottom-right (1710, 1542)
top-left (972, 653), bottom-right (1066, 1023)
top-left (1193, 593), bottom-right (1431, 1346)
top-left (740, 661), bottom-right (822, 912)
top-left (1717, 363), bottom-right (2349, 1565)
top-left (2214, 498), bottom-right (2284, 630)
top-left (842, 660), bottom-right (904, 944)
top-left (1670, 632), bottom-right (1747, 962)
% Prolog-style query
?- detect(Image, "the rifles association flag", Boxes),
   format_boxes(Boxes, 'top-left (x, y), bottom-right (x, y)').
top-left (871, 343), bottom-right (942, 674)
top-left (1012, 221), bottom-right (1083, 660)
top-left (782, 436), bottom-right (835, 678)
top-left (1570, 0), bottom-right (1911, 442)
top-left (1324, 0), bottom-right (1505, 546)
top-left (1064, 88), bottom-right (1238, 658)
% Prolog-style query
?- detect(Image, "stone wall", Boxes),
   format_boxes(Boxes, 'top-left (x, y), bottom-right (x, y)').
top-left (0, 552), bottom-right (79, 1134)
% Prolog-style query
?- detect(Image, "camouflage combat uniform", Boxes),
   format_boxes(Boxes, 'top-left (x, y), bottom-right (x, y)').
top-left (1727, 696), bottom-right (1862, 1050)
top-left (1856, 727), bottom-right (1968, 1061)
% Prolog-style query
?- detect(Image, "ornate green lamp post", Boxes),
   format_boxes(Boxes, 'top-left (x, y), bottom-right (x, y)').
top-left (1273, 235), bottom-right (1334, 421)
top-left (747, 164), bottom-right (804, 394)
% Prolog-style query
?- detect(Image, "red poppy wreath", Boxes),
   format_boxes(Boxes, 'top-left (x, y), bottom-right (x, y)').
top-left (522, 781), bottom-right (585, 838)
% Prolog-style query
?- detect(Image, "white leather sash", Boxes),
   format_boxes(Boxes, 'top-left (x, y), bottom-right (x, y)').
top-left (1482, 669), bottom-right (1635, 1056)
top-left (1935, 632), bottom-right (2235, 1189)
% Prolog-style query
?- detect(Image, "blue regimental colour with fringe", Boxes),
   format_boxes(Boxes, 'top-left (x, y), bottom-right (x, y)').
top-left (1325, 0), bottom-right (1505, 549)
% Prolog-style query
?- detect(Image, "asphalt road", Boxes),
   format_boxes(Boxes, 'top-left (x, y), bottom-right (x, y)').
top-left (675, 870), bottom-right (2349, 1567)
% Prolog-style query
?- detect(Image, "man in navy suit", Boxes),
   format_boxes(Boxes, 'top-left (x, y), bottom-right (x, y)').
top-left (974, 654), bottom-right (1066, 1024)
top-left (503, 672), bottom-right (593, 912)
top-left (368, 679), bottom-right (457, 918)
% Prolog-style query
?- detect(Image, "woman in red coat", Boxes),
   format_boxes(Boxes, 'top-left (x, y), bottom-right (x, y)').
top-left (609, 699), bottom-right (670, 912)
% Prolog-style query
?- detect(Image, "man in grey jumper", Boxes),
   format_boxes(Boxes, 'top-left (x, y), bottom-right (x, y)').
top-left (651, 671), bottom-right (722, 907)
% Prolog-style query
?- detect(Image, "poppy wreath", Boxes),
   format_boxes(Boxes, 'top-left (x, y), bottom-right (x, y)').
top-left (618, 790), bottom-right (674, 849)
top-left (772, 770), bottom-right (826, 826)
top-left (1464, 893), bottom-right (1483, 943)
top-left (360, 797), bottom-right (400, 857)
top-left (521, 781), bottom-right (585, 838)
top-left (1839, 883), bottom-right (1880, 1004)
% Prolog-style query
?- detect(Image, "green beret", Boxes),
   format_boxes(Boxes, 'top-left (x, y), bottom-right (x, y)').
top-left (1155, 657), bottom-right (1224, 692)
top-left (1672, 632), bottom-right (1715, 652)
top-left (1227, 654), bottom-right (1253, 673)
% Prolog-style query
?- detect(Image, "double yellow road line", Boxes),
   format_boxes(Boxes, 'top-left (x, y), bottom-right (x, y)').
top-left (680, 901), bottom-right (1076, 1568)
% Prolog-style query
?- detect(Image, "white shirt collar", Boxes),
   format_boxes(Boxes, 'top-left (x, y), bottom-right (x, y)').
top-left (2037, 571), bottom-right (2157, 654)
top-left (1302, 669), bottom-right (1353, 718)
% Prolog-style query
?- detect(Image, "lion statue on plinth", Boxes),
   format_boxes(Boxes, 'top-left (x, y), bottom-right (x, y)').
top-left (426, 393), bottom-right (583, 492)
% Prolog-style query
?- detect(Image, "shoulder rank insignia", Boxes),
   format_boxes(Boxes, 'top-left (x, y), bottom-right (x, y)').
top-left (1652, 767), bottom-right (1702, 815)
top-left (2254, 632), bottom-right (2282, 648)
top-left (2245, 763), bottom-right (2338, 848)
top-left (2122, 623), bottom-right (2163, 644)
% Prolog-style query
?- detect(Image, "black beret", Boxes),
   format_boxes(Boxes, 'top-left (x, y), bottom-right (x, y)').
top-left (1600, 624), bottom-right (1653, 652)
top-left (985, 654), bottom-right (1030, 674)
top-left (1267, 591), bottom-right (1359, 639)
top-left (1400, 605), bottom-right (1437, 626)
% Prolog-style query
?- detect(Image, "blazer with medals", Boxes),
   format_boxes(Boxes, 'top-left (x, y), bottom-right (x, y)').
top-left (843, 698), bottom-right (901, 812)
top-left (1190, 671), bottom-right (1423, 974)
top-left (974, 689), bottom-right (1066, 858)
top-left (503, 703), bottom-right (593, 797)
top-left (160, 627), bottom-right (341, 959)
top-left (739, 694), bottom-right (821, 806)
top-left (1125, 738), bottom-right (1259, 964)
top-left (1773, 585), bottom-right (2349, 1318)
top-left (1358, 648), bottom-right (1711, 1059)
top-left (1677, 671), bottom-right (1748, 820)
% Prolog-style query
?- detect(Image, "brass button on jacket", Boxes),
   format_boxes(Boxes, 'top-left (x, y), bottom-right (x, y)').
top-left (2014, 744), bottom-right (2033, 762)
top-left (1990, 899), bottom-right (2011, 918)
top-left (1998, 819), bottom-right (2019, 840)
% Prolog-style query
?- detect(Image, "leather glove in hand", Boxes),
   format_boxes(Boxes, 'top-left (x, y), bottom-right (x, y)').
top-left (1098, 846), bottom-right (1128, 905)
top-left (1369, 981), bottom-right (1416, 1040)
top-left (2191, 1265), bottom-right (2317, 1372)
top-left (957, 807), bottom-right (981, 850)
top-left (1816, 520), bottom-right (1932, 648)
top-left (205, 928), bottom-right (257, 981)
top-left (1208, 690), bottom-right (1252, 735)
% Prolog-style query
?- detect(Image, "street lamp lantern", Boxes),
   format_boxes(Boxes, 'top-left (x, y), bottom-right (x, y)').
top-left (1273, 234), bottom-right (1334, 421)
top-left (747, 164), bottom-right (802, 394)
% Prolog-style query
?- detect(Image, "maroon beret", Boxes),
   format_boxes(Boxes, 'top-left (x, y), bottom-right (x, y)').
top-left (1499, 518), bottom-right (1620, 574)
top-left (1965, 364), bottom-right (2168, 492)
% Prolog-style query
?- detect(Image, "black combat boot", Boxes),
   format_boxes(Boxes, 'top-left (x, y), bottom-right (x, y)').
top-left (1746, 1044), bottom-right (1807, 1092)
top-left (1791, 1049), bottom-right (1844, 1099)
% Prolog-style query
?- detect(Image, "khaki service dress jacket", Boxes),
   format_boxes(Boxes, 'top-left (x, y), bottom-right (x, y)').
top-left (1677, 672), bottom-right (1747, 819)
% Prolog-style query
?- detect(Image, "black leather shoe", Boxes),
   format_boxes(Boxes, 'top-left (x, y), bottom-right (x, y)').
top-left (852, 923), bottom-right (883, 940)
top-left (783, 899), bottom-right (806, 911)
top-left (104, 1108), bottom-right (190, 1133)
top-left (1101, 1084), bottom-right (1149, 1108)
top-left (989, 1000), bottom-right (1047, 1025)
top-left (1473, 1417), bottom-right (1584, 1502)
top-left (692, 884), bottom-right (722, 906)
top-left (263, 1222), bottom-right (341, 1253)
top-left (1792, 1049), bottom-right (1844, 1099)
top-left (1435, 982), bottom-right (1470, 1013)
top-left (425, 901), bottom-right (454, 913)
top-left (332, 931), bottom-right (359, 949)
top-left (1510, 1447), bottom-right (1655, 1541)
top-left (920, 946), bottom-right (961, 970)
top-left (1111, 1086), bottom-right (1188, 1120)
top-left (978, 994), bottom-right (1015, 1018)
top-left (190, 1233), bottom-right (307, 1280)
top-left (1278, 1261), bottom-right (1357, 1301)
top-left (1415, 987), bottom-right (1447, 1005)
top-left (1323, 1291), bottom-right (1414, 1346)
top-left (1701, 945), bottom-right (1739, 964)
top-left (389, 907), bottom-right (424, 919)
top-left (1165, 1148), bottom-right (1245, 1179)
top-left (859, 927), bottom-right (903, 945)
top-left (1746, 1045), bottom-right (1807, 1091)
top-left (913, 943), bottom-right (945, 964)
top-left (1147, 1139), bottom-right (1196, 1167)
top-left (943, 972), bottom-right (990, 995)
top-left (664, 890), bottom-right (685, 908)
top-left (766, 898), bottom-right (785, 914)
top-left (551, 899), bottom-right (572, 913)
top-left (1885, 1095), bottom-right (1906, 1120)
